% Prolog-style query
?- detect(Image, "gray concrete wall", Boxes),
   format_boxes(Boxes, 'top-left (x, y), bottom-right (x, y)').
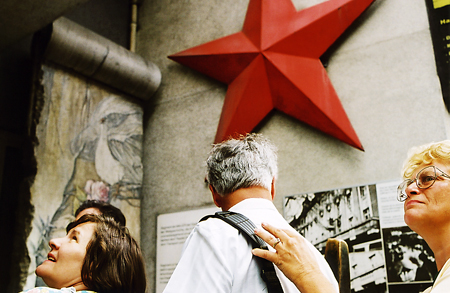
top-left (137, 0), bottom-right (449, 291)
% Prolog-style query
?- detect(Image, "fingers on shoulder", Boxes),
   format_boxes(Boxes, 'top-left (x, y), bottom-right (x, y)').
top-left (254, 227), bottom-right (274, 242)
top-left (261, 223), bottom-right (289, 240)
top-left (252, 248), bottom-right (276, 263)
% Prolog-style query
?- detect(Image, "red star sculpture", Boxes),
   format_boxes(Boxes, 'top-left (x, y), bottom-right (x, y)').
top-left (169, 0), bottom-right (375, 150)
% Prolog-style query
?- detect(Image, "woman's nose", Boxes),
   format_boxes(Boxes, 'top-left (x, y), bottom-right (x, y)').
top-left (405, 181), bottom-right (419, 197)
top-left (49, 237), bottom-right (63, 249)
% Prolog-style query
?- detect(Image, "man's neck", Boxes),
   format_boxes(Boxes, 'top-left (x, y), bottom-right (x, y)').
top-left (220, 186), bottom-right (272, 211)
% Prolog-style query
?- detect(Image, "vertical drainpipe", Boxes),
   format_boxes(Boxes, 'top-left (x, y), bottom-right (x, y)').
top-left (130, 0), bottom-right (138, 52)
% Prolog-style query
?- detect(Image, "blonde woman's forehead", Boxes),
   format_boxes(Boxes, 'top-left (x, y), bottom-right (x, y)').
top-left (406, 159), bottom-right (450, 178)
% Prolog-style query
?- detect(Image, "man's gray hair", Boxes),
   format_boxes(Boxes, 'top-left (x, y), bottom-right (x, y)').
top-left (206, 133), bottom-right (278, 196)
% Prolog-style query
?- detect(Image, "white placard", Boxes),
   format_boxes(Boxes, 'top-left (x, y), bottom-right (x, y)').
top-left (376, 180), bottom-right (407, 228)
top-left (156, 206), bottom-right (219, 293)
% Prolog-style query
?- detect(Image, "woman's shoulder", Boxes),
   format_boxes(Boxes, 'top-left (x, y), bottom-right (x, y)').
top-left (20, 287), bottom-right (97, 293)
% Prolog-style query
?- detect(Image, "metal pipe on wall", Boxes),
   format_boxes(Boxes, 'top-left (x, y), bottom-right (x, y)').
top-left (33, 17), bottom-right (161, 100)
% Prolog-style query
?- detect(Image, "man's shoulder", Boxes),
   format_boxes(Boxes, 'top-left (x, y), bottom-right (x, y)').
top-left (181, 216), bottom-right (252, 258)
top-left (193, 214), bottom-right (256, 243)
top-left (197, 215), bottom-right (241, 232)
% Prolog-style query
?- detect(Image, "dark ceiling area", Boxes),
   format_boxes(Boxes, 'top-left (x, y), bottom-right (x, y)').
top-left (0, 0), bottom-right (130, 52)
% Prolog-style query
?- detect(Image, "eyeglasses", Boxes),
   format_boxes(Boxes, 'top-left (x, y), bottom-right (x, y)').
top-left (397, 166), bottom-right (450, 202)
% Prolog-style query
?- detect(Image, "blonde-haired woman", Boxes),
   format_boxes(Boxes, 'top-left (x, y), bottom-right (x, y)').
top-left (253, 140), bottom-right (450, 293)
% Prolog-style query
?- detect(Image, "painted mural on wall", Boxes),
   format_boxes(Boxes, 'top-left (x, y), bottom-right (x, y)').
top-left (25, 63), bottom-right (143, 288)
top-left (284, 181), bottom-right (436, 293)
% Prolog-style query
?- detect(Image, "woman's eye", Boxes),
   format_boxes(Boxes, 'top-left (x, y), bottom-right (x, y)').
top-left (419, 175), bottom-right (434, 183)
top-left (71, 236), bottom-right (77, 242)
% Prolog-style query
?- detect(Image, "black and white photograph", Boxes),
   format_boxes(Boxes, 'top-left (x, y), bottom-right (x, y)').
top-left (284, 184), bottom-right (387, 293)
top-left (383, 226), bottom-right (435, 285)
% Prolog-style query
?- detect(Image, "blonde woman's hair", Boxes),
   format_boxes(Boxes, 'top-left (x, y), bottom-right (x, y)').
top-left (401, 140), bottom-right (450, 178)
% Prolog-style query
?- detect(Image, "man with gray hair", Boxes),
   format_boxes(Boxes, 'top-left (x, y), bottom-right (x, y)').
top-left (163, 133), bottom-right (338, 292)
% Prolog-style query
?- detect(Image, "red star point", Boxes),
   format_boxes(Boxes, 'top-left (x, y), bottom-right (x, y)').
top-left (169, 0), bottom-right (375, 151)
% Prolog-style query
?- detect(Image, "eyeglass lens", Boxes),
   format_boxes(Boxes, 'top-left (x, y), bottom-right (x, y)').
top-left (397, 166), bottom-right (437, 202)
top-left (417, 166), bottom-right (437, 188)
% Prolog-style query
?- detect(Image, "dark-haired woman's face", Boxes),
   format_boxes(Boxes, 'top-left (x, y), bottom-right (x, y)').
top-left (36, 222), bottom-right (96, 290)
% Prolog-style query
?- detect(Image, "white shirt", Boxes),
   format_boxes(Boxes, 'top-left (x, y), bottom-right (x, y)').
top-left (163, 198), bottom-right (338, 293)
top-left (422, 258), bottom-right (450, 293)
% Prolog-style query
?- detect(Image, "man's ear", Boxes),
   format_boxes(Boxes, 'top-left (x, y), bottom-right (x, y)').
top-left (209, 185), bottom-right (222, 208)
top-left (271, 178), bottom-right (276, 200)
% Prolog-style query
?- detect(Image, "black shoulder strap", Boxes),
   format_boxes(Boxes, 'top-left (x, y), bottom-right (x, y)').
top-left (200, 211), bottom-right (284, 293)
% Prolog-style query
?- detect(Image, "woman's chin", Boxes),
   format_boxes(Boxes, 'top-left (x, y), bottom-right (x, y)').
top-left (35, 264), bottom-right (51, 284)
top-left (404, 211), bottom-right (426, 232)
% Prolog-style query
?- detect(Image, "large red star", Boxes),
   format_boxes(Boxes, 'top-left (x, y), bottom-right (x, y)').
top-left (169, 0), bottom-right (375, 150)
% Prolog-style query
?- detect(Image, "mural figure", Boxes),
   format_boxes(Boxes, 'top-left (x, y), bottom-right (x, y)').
top-left (72, 95), bottom-right (143, 188)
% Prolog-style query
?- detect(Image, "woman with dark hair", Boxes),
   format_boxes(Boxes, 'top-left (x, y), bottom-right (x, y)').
top-left (21, 214), bottom-right (147, 293)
